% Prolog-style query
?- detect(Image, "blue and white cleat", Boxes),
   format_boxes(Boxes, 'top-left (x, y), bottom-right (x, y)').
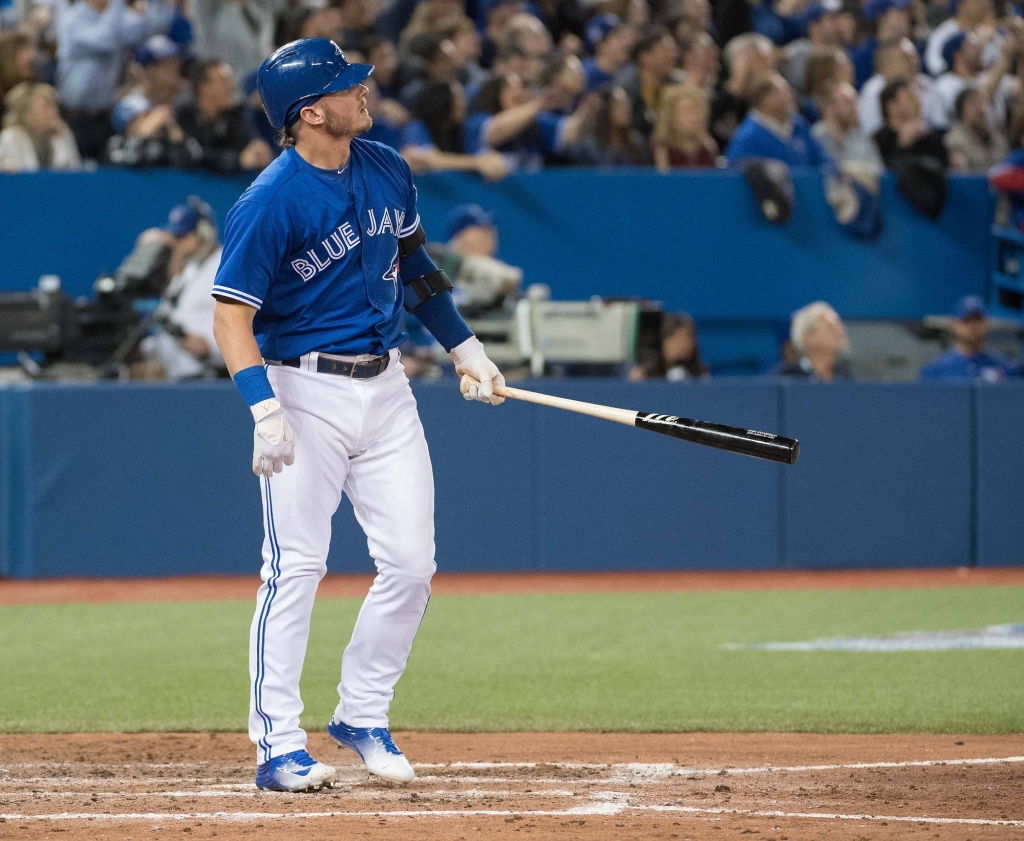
top-left (327, 719), bottom-right (415, 783)
top-left (255, 749), bottom-right (338, 792)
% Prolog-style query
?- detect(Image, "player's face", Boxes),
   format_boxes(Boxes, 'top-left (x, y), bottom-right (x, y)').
top-left (317, 85), bottom-right (373, 138)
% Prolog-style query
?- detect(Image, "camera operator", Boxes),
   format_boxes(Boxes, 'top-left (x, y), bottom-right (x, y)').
top-left (427, 204), bottom-right (523, 313)
top-left (135, 197), bottom-right (225, 380)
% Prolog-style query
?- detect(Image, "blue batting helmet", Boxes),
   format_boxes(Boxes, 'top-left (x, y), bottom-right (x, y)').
top-left (257, 38), bottom-right (373, 130)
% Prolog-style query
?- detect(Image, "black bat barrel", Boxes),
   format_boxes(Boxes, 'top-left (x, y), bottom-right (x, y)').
top-left (634, 412), bottom-right (800, 465)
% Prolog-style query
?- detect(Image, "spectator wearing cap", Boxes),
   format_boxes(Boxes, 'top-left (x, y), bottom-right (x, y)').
top-left (925, 0), bottom-right (993, 75)
top-left (812, 80), bottom-right (883, 168)
top-left (438, 202), bottom-right (523, 312)
top-left (0, 81), bottom-right (79, 171)
top-left (133, 34), bottom-right (184, 107)
top-left (851, 0), bottom-right (912, 89)
top-left (920, 296), bottom-right (1019, 380)
top-left (629, 312), bottom-right (709, 381)
top-left (614, 25), bottom-right (680, 140)
top-left (710, 32), bottom-right (776, 150)
top-left (935, 26), bottom-right (1018, 131)
top-left (191, 0), bottom-right (277, 82)
top-left (106, 89), bottom-right (202, 167)
top-left (725, 73), bottom-right (832, 166)
top-left (446, 203), bottom-right (498, 257)
top-left (945, 87), bottom-right (1008, 170)
top-left (55, 0), bottom-right (172, 161)
top-left (781, 0), bottom-right (844, 95)
top-left (652, 82), bottom-right (718, 170)
top-left (873, 77), bottom-right (948, 169)
top-left (400, 78), bottom-right (508, 178)
top-left (858, 37), bottom-right (945, 136)
top-left (137, 198), bottom-right (226, 380)
top-left (774, 301), bottom-right (852, 380)
top-left (581, 14), bottom-right (632, 92)
top-left (175, 59), bottom-right (272, 173)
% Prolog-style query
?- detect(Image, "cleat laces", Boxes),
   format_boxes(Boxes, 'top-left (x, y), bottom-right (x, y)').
top-left (369, 728), bottom-right (402, 756)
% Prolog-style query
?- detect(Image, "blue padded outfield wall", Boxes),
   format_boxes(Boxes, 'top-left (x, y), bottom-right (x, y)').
top-left (0, 169), bottom-right (992, 319)
top-left (0, 379), bottom-right (1019, 579)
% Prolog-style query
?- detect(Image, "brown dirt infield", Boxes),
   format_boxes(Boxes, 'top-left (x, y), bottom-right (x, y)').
top-left (2, 566), bottom-right (1023, 606)
top-left (3, 569), bottom-right (1022, 839)
top-left (1, 733), bottom-right (1023, 840)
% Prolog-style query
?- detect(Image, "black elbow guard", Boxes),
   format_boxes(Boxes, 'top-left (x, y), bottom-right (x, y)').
top-left (403, 269), bottom-right (453, 312)
top-left (398, 223), bottom-right (427, 258)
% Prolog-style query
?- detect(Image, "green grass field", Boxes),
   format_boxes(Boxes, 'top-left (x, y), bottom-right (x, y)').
top-left (1, 585), bottom-right (1022, 734)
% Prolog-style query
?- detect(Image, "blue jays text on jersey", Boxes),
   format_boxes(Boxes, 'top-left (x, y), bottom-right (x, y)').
top-left (212, 139), bottom-right (420, 361)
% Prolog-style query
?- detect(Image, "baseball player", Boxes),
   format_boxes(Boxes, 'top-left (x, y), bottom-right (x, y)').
top-left (211, 37), bottom-right (505, 793)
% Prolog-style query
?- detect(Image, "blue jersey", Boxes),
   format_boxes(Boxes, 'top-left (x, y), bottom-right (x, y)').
top-left (920, 349), bottom-right (1020, 381)
top-left (212, 140), bottom-right (419, 360)
top-left (725, 113), bottom-right (832, 168)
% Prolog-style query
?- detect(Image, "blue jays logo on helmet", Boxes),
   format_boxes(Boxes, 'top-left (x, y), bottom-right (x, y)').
top-left (257, 38), bottom-right (374, 130)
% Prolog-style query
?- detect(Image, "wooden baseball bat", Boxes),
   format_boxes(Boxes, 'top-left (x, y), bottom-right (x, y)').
top-left (490, 384), bottom-right (800, 465)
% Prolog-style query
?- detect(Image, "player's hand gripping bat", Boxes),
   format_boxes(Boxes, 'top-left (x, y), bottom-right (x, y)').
top-left (467, 380), bottom-right (799, 464)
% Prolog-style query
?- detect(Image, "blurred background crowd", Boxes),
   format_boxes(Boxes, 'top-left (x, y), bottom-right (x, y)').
top-left (5, 0), bottom-right (1024, 178)
top-left (1, 0), bottom-right (1021, 385)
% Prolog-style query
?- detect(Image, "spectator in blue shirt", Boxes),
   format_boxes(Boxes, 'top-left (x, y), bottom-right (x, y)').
top-left (920, 296), bottom-right (1020, 381)
top-left (400, 78), bottom-right (508, 178)
top-left (55, 0), bottom-right (172, 161)
top-left (726, 73), bottom-right (832, 166)
top-left (581, 14), bottom-right (632, 92)
top-left (465, 65), bottom-right (584, 171)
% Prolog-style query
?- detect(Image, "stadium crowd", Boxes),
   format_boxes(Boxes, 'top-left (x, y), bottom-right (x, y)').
top-left (4, 0), bottom-right (1024, 179)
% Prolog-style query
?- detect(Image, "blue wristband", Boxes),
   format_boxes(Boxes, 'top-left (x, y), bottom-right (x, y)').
top-left (233, 365), bottom-right (275, 407)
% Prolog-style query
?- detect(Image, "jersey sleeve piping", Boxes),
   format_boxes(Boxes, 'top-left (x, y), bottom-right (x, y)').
top-left (398, 213), bottom-right (420, 237)
top-left (212, 285), bottom-right (264, 307)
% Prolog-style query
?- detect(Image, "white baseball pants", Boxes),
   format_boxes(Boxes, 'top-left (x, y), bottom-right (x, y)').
top-left (248, 349), bottom-right (436, 763)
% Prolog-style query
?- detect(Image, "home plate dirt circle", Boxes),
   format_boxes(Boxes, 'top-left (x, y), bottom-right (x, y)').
top-left (1, 733), bottom-right (1023, 840)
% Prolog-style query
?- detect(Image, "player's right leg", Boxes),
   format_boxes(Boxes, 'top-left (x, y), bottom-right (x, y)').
top-left (249, 364), bottom-right (354, 790)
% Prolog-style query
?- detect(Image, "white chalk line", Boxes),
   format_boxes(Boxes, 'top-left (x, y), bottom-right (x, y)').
top-left (1, 804), bottom-right (1022, 827)
top-left (4, 755), bottom-right (1021, 788)
top-left (0, 788), bottom-right (579, 800)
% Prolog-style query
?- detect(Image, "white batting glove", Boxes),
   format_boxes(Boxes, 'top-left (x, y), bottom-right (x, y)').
top-left (451, 336), bottom-right (505, 405)
top-left (251, 398), bottom-right (295, 477)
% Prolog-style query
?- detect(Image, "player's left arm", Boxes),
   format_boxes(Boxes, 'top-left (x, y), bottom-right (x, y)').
top-left (398, 224), bottom-right (505, 405)
top-left (396, 157), bottom-right (505, 406)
